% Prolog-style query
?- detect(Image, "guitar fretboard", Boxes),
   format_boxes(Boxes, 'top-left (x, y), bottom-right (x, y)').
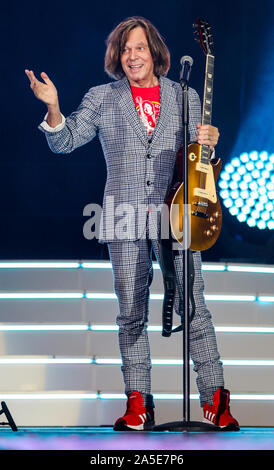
top-left (201, 54), bottom-right (214, 164)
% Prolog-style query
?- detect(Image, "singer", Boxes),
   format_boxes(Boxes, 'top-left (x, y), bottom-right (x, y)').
top-left (25, 16), bottom-right (238, 431)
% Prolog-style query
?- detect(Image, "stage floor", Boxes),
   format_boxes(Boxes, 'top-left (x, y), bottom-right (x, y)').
top-left (0, 426), bottom-right (273, 450)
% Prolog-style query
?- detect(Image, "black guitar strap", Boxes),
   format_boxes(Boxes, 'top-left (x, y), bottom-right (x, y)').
top-left (158, 236), bottom-right (196, 337)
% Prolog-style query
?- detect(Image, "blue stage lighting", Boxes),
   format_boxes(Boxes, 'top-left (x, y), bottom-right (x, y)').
top-left (237, 213), bottom-right (246, 222)
top-left (240, 190), bottom-right (249, 199)
top-left (247, 217), bottom-right (256, 227)
top-left (219, 151), bottom-right (274, 230)
top-left (255, 161), bottom-right (264, 170)
top-left (223, 198), bottom-right (233, 208)
top-left (238, 166), bottom-right (246, 176)
top-left (265, 202), bottom-right (273, 211)
top-left (243, 173), bottom-right (252, 183)
top-left (229, 206), bottom-right (239, 216)
top-left (231, 157), bottom-right (240, 165)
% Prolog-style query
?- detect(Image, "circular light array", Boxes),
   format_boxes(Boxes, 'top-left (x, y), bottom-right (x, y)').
top-left (218, 151), bottom-right (274, 230)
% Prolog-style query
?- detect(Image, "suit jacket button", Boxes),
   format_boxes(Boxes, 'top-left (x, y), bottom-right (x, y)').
top-left (147, 154), bottom-right (151, 159)
top-left (147, 180), bottom-right (152, 186)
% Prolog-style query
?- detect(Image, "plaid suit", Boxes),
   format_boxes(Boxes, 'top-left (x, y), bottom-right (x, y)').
top-left (39, 75), bottom-right (224, 408)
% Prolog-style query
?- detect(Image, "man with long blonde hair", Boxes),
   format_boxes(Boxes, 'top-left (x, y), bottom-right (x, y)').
top-left (25, 16), bottom-right (239, 431)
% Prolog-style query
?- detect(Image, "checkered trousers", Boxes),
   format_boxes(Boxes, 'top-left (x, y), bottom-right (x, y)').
top-left (108, 228), bottom-right (224, 408)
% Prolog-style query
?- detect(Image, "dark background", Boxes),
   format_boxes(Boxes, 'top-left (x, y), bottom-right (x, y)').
top-left (2, 0), bottom-right (274, 262)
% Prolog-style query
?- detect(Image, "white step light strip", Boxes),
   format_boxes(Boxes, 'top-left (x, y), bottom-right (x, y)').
top-left (0, 262), bottom-right (80, 269)
top-left (1, 324), bottom-right (274, 333)
top-left (86, 293), bottom-right (116, 299)
top-left (0, 393), bottom-right (98, 400)
top-left (81, 262), bottom-right (112, 269)
top-left (95, 358), bottom-right (122, 365)
top-left (82, 262), bottom-right (161, 270)
top-left (227, 265), bottom-right (274, 274)
top-left (0, 358), bottom-right (93, 364)
top-left (0, 293), bottom-right (84, 299)
top-left (258, 296), bottom-right (274, 302)
top-left (0, 293), bottom-right (260, 301)
top-left (202, 264), bottom-right (226, 271)
top-left (205, 294), bottom-right (256, 301)
top-left (0, 358), bottom-right (273, 366)
top-left (0, 392), bottom-right (273, 401)
top-left (0, 262), bottom-right (273, 274)
top-left (216, 326), bottom-right (274, 334)
top-left (0, 325), bottom-right (89, 331)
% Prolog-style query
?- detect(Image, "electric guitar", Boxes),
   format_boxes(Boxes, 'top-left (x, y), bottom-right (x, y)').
top-left (167, 19), bottom-right (222, 251)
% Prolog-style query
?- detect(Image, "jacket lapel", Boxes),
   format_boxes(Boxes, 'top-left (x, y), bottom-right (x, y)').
top-left (111, 75), bottom-right (175, 146)
top-left (150, 76), bottom-right (174, 144)
top-left (111, 77), bottom-right (148, 146)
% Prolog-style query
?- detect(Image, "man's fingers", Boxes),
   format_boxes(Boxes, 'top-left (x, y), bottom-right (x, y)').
top-left (25, 69), bottom-right (37, 88)
top-left (25, 69), bottom-right (49, 90)
top-left (25, 69), bottom-right (33, 84)
top-left (40, 72), bottom-right (51, 84)
top-left (197, 124), bottom-right (219, 150)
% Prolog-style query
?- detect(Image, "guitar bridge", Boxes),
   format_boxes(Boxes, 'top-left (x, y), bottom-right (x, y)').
top-left (194, 201), bottom-right (209, 208)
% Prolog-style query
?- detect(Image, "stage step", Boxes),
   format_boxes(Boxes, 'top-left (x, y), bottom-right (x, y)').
top-left (0, 260), bottom-right (273, 427)
top-left (1, 392), bottom-right (274, 427)
top-left (0, 358), bottom-right (273, 394)
top-left (0, 327), bottom-right (274, 358)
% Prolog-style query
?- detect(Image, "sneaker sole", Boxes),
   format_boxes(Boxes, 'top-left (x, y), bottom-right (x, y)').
top-left (203, 418), bottom-right (240, 431)
top-left (113, 421), bottom-right (155, 431)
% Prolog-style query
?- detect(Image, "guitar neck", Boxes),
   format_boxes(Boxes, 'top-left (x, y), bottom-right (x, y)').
top-left (202, 54), bottom-right (214, 125)
top-left (201, 53), bottom-right (215, 163)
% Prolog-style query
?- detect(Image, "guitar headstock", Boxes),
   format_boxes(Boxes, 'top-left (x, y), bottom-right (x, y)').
top-left (194, 18), bottom-right (214, 55)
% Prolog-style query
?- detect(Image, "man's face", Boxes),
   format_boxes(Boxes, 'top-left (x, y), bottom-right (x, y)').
top-left (120, 26), bottom-right (156, 87)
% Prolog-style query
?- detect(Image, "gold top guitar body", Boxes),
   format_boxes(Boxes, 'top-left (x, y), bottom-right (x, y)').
top-left (169, 143), bottom-right (222, 251)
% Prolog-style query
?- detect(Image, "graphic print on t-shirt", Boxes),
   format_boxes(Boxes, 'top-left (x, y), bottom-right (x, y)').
top-left (131, 85), bottom-right (160, 135)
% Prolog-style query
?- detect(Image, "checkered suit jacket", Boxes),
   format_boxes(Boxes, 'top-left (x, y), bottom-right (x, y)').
top-left (38, 75), bottom-right (201, 242)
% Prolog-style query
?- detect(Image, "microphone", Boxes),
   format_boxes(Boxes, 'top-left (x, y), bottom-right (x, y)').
top-left (180, 55), bottom-right (193, 85)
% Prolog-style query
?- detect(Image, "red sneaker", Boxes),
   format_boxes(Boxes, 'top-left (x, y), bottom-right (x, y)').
top-left (203, 388), bottom-right (240, 430)
top-left (113, 391), bottom-right (155, 431)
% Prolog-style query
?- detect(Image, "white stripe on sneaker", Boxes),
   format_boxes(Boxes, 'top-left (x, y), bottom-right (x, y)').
top-left (139, 414), bottom-right (145, 423)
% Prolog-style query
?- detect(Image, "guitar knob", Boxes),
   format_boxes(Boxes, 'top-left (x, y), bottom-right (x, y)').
top-left (214, 211), bottom-right (220, 218)
top-left (212, 225), bottom-right (217, 231)
top-left (206, 230), bottom-right (212, 237)
top-left (209, 216), bottom-right (215, 223)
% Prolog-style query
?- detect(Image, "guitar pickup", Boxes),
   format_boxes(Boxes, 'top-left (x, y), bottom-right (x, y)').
top-left (192, 210), bottom-right (209, 219)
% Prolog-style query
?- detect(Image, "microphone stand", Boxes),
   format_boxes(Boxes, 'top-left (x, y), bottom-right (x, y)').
top-left (154, 65), bottom-right (220, 432)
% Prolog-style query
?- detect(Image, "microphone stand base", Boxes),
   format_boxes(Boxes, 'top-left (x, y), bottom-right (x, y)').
top-left (153, 420), bottom-right (239, 432)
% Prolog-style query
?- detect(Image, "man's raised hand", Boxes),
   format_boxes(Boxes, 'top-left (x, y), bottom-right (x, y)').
top-left (25, 70), bottom-right (59, 107)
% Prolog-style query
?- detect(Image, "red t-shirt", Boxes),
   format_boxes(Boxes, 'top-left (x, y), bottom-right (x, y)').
top-left (130, 85), bottom-right (160, 135)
